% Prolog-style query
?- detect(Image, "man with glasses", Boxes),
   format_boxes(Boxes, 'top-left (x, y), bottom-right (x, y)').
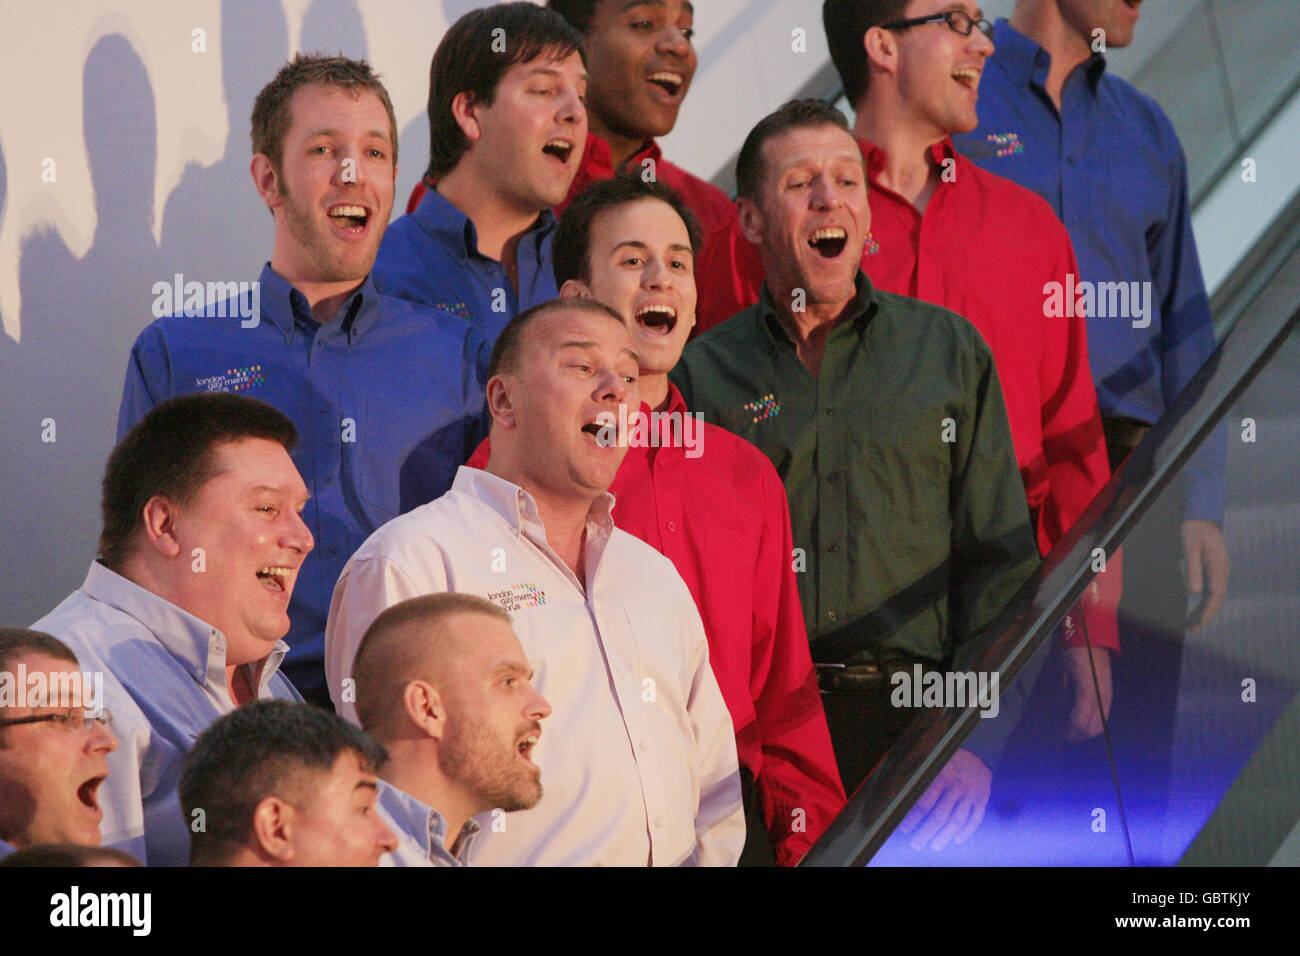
top-left (953, 0), bottom-right (1228, 854)
top-left (0, 628), bottom-right (119, 858)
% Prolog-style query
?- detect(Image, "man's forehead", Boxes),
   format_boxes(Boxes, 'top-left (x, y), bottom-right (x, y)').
top-left (765, 126), bottom-right (863, 173)
top-left (538, 309), bottom-right (635, 351)
top-left (288, 84), bottom-right (390, 131)
top-left (508, 50), bottom-right (588, 82)
top-left (594, 199), bottom-right (692, 249)
top-left (205, 439), bottom-right (307, 497)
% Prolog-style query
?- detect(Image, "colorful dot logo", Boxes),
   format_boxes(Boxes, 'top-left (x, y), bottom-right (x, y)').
top-left (225, 365), bottom-right (265, 391)
top-left (864, 236), bottom-right (880, 256)
top-left (987, 131), bottom-right (1024, 158)
top-left (743, 393), bottom-right (780, 423)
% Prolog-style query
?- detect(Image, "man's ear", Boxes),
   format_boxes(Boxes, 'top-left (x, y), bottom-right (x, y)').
top-left (485, 374), bottom-right (518, 430)
top-left (139, 496), bottom-right (184, 559)
top-left (251, 153), bottom-right (283, 211)
top-left (251, 796), bottom-right (295, 864)
top-left (403, 680), bottom-right (447, 741)
top-left (450, 91), bottom-right (484, 144)
top-left (559, 278), bottom-right (594, 299)
top-left (863, 23), bottom-right (899, 79)
top-left (736, 196), bottom-right (765, 247)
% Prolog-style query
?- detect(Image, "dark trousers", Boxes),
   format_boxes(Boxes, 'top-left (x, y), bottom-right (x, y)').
top-left (820, 687), bottom-right (922, 798)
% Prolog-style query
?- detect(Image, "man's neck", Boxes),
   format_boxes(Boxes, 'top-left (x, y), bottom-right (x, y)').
top-left (854, 106), bottom-right (943, 211)
top-left (589, 117), bottom-right (648, 170)
top-left (483, 460), bottom-right (595, 579)
top-left (639, 372), bottom-right (671, 412)
top-left (1010, 2), bottom-right (1095, 109)
top-left (435, 165), bottom-right (544, 289)
top-left (225, 661), bottom-right (262, 706)
top-left (381, 756), bottom-right (477, 854)
top-left (267, 262), bottom-right (362, 325)
top-left (768, 283), bottom-right (857, 377)
top-left (118, 556), bottom-right (262, 704)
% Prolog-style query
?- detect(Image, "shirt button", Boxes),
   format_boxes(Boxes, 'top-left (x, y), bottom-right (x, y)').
top-left (826, 472), bottom-right (841, 484)
top-left (1067, 156), bottom-right (1077, 165)
top-left (639, 739), bottom-right (649, 752)
top-left (319, 400), bottom-right (331, 413)
top-left (827, 610), bottom-right (838, 623)
top-left (328, 543), bottom-right (339, 555)
top-left (323, 474), bottom-right (333, 485)
top-left (827, 543), bottom-right (839, 554)
top-left (824, 406), bottom-right (836, 416)
top-left (654, 818), bottom-right (664, 829)
top-left (666, 521), bottom-right (676, 532)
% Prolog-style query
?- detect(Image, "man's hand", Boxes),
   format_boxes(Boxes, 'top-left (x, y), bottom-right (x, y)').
top-left (898, 748), bottom-right (991, 851)
top-left (1182, 518), bottom-right (1229, 629)
top-left (1063, 645), bottom-right (1113, 743)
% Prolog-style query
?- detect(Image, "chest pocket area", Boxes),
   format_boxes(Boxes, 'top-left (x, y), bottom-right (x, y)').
top-left (856, 403), bottom-right (952, 527)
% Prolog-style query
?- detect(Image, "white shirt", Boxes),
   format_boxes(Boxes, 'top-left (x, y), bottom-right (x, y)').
top-left (326, 467), bottom-right (744, 866)
top-left (33, 562), bottom-right (300, 866)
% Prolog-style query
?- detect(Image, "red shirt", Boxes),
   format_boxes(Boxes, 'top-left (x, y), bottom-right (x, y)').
top-left (695, 138), bottom-right (1120, 651)
top-left (407, 133), bottom-right (740, 328)
top-left (466, 386), bottom-right (846, 864)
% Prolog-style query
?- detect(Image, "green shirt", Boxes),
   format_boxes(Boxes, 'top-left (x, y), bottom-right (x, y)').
top-left (671, 273), bottom-right (1039, 666)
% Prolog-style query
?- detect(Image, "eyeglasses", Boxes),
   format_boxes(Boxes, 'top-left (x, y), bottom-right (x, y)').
top-left (0, 708), bottom-right (113, 732)
top-left (882, 10), bottom-right (994, 40)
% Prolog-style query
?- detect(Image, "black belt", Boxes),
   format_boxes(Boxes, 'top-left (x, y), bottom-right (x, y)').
top-left (815, 652), bottom-right (938, 694)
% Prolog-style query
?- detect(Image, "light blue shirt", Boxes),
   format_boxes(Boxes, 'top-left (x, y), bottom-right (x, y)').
top-left (0, 840), bottom-right (14, 861)
top-left (32, 562), bottom-right (300, 867)
top-left (375, 778), bottom-right (479, 867)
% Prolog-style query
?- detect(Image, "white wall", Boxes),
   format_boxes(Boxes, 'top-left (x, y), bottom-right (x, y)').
top-left (0, 0), bottom-right (1218, 623)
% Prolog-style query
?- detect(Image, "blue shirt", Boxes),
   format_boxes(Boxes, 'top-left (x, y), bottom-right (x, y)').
top-left (32, 562), bottom-right (301, 867)
top-left (372, 187), bottom-right (559, 343)
top-left (118, 266), bottom-right (490, 692)
top-left (0, 840), bottom-right (14, 860)
top-left (955, 19), bottom-right (1224, 523)
top-left (375, 778), bottom-right (480, 867)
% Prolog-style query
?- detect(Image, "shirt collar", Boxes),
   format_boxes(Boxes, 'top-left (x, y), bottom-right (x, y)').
top-left (376, 779), bottom-right (480, 865)
top-left (581, 132), bottom-right (662, 179)
top-left (449, 466), bottom-right (616, 543)
top-left (412, 186), bottom-right (557, 264)
top-left (256, 264), bottom-right (384, 344)
top-left (858, 136), bottom-right (957, 184)
top-left (993, 18), bottom-right (1106, 93)
top-left (662, 381), bottom-right (689, 417)
top-left (80, 562), bottom-right (289, 691)
top-left (755, 270), bottom-right (880, 354)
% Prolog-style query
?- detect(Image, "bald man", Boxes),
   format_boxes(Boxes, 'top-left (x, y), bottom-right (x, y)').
top-left (351, 593), bottom-right (552, 867)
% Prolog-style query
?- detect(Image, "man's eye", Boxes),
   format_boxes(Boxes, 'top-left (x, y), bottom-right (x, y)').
top-left (368, 148), bottom-right (386, 159)
top-left (259, 505), bottom-right (277, 515)
top-left (622, 256), bottom-right (643, 267)
top-left (501, 677), bottom-right (517, 688)
top-left (624, 375), bottom-right (638, 385)
top-left (630, 20), bottom-right (653, 30)
top-left (575, 364), bottom-right (592, 373)
top-left (681, 27), bottom-right (695, 41)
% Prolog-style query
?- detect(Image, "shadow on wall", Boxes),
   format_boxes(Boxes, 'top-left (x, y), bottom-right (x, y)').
top-left (158, 0), bottom-right (288, 285)
top-left (2, 33), bottom-right (163, 623)
top-left (3, 0), bottom-right (404, 623)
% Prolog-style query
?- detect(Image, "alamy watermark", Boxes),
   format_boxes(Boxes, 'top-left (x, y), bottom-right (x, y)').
top-left (0, 664), bottom-right (103, 713)
top-left (1043, 274), bottom-right (1152, 329)
top-left (594, 405), bottom-right (704, 459)
top-left (890, 664), bottom-right (1000, 719)
top-left (151, 274), bottom-right (260, 328)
